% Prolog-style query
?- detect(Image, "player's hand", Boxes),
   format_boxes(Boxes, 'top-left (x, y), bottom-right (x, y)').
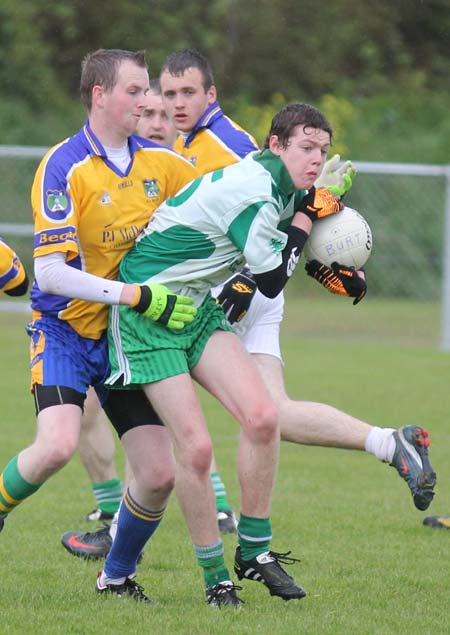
top-left (314, 154), bottom-right (356, 198)
top-left (215, 267), bottom-right (257, 324)
top-left (132, 283), bottom-right (197, 329)
top-left (305, 260), bottom-right (367, 305)
top-left (298, 187), bottom-right (344, 222)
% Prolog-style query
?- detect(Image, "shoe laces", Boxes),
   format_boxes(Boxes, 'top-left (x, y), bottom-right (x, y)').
top-left (268, 550), bottom-right (301, 566)
top-left (123, 577), bottom-right (149, 601)
top-left (208, 582), bottom-right (244, 605)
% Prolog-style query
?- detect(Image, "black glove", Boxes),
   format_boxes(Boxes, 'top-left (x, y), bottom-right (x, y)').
top-left (215, 267), bottom-right (257, 324)
top-left (305, 260), bottom-right (367, 305)
top-left (297, 187), bottom-right (344, 222)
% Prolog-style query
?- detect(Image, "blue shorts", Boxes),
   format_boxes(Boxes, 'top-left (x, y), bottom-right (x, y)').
top-left (27, 313), bottom-right (110, 397)
top-left (27, 313), bottom-right (166, 436)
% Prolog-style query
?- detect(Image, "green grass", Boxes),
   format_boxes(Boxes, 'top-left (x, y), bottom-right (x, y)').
top-left (1, 295), bottom-right (450, 634)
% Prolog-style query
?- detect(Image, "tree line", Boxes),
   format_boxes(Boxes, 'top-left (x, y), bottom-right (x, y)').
top-left (0, 0), bottom-right (448, 162)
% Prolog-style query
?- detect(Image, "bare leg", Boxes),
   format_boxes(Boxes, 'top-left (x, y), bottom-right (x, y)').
top-left (143, 331), bottom-right (279, 545)
top-left (193, 332), bottom-right (279, 519)
top-left (144, 373), bottom-right (217, 545)
top-left (252, 354), bottom-right (370, 450)
top-left (121, 425), bottom-right (175, 509)
top-left (19, 404), bottom-right (82, 482)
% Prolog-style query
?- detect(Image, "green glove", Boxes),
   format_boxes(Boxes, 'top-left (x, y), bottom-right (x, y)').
top-left (132, 283), bottom-right (197, 330)
top-left (314, 154), bottom-right (356, 197)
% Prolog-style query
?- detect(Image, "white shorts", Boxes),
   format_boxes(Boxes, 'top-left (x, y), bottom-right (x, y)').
top-left (211, 284), bottom-right (284, 361)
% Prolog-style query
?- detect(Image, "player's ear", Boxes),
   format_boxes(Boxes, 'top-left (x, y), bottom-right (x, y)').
top-left (268, 135), bottom-right (282, 155)
top-left (207, 84), bottom-right (217, 105)
top-left (92, 84), bottom-right (105, 109)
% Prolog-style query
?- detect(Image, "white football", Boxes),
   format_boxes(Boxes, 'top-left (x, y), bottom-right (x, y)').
top-left (303, 206), bottom-right (372, 269)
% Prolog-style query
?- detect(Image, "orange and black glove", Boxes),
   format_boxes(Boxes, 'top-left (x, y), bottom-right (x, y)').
top-left (305, 260), bottom-right (367, 305)
top-left (298, 187), bottom-right (344, 222)
top-left (216, 267), bottom-right (257, 324)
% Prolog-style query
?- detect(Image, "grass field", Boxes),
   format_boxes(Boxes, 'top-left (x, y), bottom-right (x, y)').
top-left (1, 293), bottom-right (450, 634)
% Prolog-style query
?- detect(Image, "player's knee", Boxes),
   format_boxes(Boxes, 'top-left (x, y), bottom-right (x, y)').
top-left (182, 436), bottom-right (213, 476)
top-left (244, 401), bottom-right (279, 443)
top-left (134, 464), bottom-right (175, 499)
top-left (39, 437), bottom-right (78, 471)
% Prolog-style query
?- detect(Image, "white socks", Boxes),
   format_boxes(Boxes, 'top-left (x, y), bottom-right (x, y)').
top-left (365, 426), bottom-right (396, 462)
top-left (109, 510), bottom-right (119, 541)
top-left (99, 570), bottom-right (126, 586)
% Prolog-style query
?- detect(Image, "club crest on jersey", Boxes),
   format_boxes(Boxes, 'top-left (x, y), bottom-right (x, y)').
top-left (46, 190), bottom-right (68, 212)
top-left (143, 179), bottom-right (160, 199)
top-left (270, 238), bottom-right (284, 253)
top-left (100, 191), bottom-right (112, 205)
top-left (189, 156), bottom-right (197, 167)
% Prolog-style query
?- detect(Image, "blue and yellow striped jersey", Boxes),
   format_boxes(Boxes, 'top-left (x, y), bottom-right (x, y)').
top-left (173, 102), bottom-right (258, 175)
top-left (30, 122), bottom-right (198, 339)
top-left (0, 238), bottom-right (27, 294)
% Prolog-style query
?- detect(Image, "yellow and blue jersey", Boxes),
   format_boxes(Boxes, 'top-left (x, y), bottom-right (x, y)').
top-left (0, 238), bottom-right (27, 294)
top-left (30, 122), bottom-right (198, 340)
top-left (173, 102), bottom-right (258, 175)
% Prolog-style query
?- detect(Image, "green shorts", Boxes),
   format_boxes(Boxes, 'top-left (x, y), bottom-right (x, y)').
top-left (107, 293), bottom-right (232, 388)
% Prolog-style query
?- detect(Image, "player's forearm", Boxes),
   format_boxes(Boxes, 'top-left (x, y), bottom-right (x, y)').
top-left (253, 221), bottom-right (310, 298)
top-left (34, 253), bottom-right (136, 306)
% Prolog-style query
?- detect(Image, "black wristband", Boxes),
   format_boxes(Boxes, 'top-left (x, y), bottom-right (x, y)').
top-left (132, 285), bottom-right (152, 314)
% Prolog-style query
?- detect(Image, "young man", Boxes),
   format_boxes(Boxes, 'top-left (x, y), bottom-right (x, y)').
top-left (0, 237), bottom-right (29, 297)
top-left (0, 50), bottom-right (198, 604)
top-left (158, 49), bottom-right (436, 514)
top-left (62, 78), bottom-right (182, 556)
top-left (136, 78), bottom-right (178, 146)
top-left (99, 102), bottom-right (343, 607)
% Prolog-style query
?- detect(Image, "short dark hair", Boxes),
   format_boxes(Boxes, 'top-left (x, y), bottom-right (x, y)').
top-left (263, 103), bottom-right (333, 149)
top-left (160, 49), bottom-right (214, 91)
top-left (80, 49), bottom-right (147, 111)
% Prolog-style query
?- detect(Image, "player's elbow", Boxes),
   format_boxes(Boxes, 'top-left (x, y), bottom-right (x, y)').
top-left (5, 274), bottom-right (29, 297)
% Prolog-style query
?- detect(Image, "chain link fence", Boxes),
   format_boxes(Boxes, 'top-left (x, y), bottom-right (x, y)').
top-left (1, 146), bottom-right (450, 344)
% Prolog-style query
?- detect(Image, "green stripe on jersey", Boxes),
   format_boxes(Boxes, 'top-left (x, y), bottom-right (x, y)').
top-left (166, 178), bottom-right (202, 206)
top-left (120, 225), bottom-right (216, 282)
top-left (226, 200), bottom-right (267, 252)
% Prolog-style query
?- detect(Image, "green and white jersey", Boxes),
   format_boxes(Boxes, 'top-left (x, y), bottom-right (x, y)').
top-left (119, 150), bottom-right (307, 306)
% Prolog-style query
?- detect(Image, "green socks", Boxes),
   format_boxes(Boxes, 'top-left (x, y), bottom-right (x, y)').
top-left (210, 471), bottom-right (232, 512)
top-left (238, 513), bottom-right (272, 561)
top-left (195, 540), bottom-right (230, 587)
top-left (0, 455), bottom-right (43, 518)
top-left (92, 478), bottom-right (123, 515)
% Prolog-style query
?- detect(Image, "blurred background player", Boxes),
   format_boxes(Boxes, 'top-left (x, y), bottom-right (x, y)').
top-left (0, 237), bottom-right (29, 297)
top-left (137, 78), bottom-right (178, 146)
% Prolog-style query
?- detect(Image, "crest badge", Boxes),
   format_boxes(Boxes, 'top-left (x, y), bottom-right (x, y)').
top-left (100, 191), bottom-right (112, 205)
top-left (46, 190), bottom-right (68, 212)
top-left (143, 179), bottom-right (160, 198)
